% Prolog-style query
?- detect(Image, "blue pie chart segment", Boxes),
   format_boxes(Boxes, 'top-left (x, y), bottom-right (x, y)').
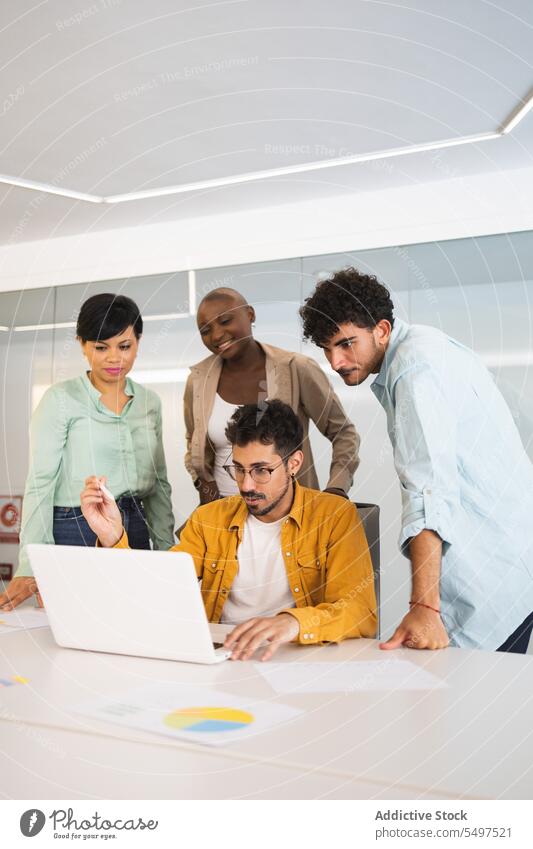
top-left (188, 719), bottom-right (249, 733)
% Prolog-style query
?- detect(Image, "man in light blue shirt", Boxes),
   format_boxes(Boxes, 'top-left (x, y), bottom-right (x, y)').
top-left (300, 268), bottom-right (533, 652)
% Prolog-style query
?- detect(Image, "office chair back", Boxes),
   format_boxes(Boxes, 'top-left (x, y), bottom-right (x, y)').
top-left (354, 502), bottom-right (381, 640)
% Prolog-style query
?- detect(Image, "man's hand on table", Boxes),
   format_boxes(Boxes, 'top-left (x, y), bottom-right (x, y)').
top-left (224, 613), bottom-right (300, 661)
top-left (80, 476), bottom-right (124, 547)
top-left (379, 605), bottom-right (449, 650)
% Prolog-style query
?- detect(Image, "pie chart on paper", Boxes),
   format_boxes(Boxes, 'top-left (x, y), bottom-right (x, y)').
top-left (163, 706), bottom-right (254, 733)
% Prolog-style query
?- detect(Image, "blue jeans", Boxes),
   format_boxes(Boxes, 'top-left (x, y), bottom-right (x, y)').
top-left (53, 495), bottom-right (151, 549)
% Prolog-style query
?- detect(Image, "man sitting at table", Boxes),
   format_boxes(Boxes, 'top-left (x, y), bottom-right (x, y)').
top-left (80, 400), bottom-right (376, 661)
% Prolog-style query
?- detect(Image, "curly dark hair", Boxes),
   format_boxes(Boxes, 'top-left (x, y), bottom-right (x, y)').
top-left (225, 399), bottom-right (303, 459)
top-left (299, 267), bottom-right (395, 345)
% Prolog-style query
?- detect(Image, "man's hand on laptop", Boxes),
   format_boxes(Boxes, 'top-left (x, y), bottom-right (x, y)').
top-left (0, 576), bottom-right (41, 610)
top-left (224, 613), bottom-right (300, 661)
top-left (80, 476), bottom-right (124, 547)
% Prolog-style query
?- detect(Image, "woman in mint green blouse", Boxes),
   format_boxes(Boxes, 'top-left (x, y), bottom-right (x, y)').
top-left (0, 293), bottom-right (175, 610)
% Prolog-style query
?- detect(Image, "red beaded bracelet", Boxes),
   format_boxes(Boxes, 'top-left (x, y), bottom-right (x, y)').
top-left (409, 601), bottom-right (441, 615)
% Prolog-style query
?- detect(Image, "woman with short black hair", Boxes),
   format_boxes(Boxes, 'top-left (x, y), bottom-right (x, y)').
top-left (0, 293), bottom-right (175, 610)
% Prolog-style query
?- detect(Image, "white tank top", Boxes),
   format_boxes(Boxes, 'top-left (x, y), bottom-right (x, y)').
top-left (207, 393), bottom-right (240, 496)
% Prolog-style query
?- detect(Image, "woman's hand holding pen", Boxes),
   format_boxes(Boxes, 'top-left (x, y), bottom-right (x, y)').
top-left (80, 476), bottom-right (123, 547)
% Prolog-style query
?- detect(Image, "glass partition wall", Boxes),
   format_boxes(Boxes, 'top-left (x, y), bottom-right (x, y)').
top-left (1, 230), bottom-right (532, 637)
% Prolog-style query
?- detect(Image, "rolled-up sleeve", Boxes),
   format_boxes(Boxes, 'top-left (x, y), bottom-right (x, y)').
top-left (282, 500), bottom-right (377, 643)
top-left (391, 364), bottom-right (460, 554)
top-left (141, 400), bottom-right (175, 550)
top-left (17, 386), bottom-right (68, 577)
top-left (297, 357), bottom-right (360, 493)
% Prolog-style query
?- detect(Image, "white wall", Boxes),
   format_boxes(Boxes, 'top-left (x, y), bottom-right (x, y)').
top-left (3, 165), bottom-right (533, 293)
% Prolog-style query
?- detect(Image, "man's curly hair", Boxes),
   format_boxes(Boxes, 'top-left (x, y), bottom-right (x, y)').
top-left (299, 267), bottom-right (395, 345)
top-left (225, 399), bottom-right (303, 459)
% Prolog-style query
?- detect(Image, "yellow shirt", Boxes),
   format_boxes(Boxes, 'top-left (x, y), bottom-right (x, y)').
top-left (112, 482), bottom-right (377, 645)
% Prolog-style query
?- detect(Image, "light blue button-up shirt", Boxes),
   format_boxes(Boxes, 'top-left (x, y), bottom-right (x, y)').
top-left (371, 318), bottom-right (533, 649)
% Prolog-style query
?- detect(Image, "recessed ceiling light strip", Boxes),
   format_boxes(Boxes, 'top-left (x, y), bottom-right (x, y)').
top-left (130, 368), bottom-right (190, 384)
top-left (0, 173), bottom-right (102, 203)
top-left (105, 131), bottom-right (501, 204)
top-left (12, 321), bottom-right (77, 332)
top-left (500, 88), bottom-right (533, 135)
top-left (0, 89), bottom-right (531, 206)
top-left (8, 313), bottom-right (192, 332)
top-left (142, 312), bottom-right (190, 322)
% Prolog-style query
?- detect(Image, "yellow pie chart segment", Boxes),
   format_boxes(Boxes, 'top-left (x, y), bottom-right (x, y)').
top-left (163, 706), bottom-right (254, 733)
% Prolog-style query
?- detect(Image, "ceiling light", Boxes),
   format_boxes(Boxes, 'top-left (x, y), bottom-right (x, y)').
top-left (130, 368), bottom-right (190, 383)
top-left (500, 88), bottom-right (533, 135)
top-left (142, 312), bottom-right (190, 322)
top-left (10, 312), bottom-right (195, 332)
top-left (0, 173), bottom-right (102, 203)
top-left (13, 321), bottom-right (77, 332)
top-left (104, 131), bottom-right (501, 204)
top-left (0, 89), bottom-right (531, 205)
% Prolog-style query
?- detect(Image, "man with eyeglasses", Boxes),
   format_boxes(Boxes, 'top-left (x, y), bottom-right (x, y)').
top-left (80, 400), bottom-right (377, 661)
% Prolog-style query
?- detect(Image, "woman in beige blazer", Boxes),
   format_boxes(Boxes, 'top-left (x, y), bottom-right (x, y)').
top-left (184, 288), bottom-right (360, 503)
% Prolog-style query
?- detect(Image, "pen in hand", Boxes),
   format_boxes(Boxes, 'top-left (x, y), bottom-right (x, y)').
top-left (99, 482), bottom-right (115, 502)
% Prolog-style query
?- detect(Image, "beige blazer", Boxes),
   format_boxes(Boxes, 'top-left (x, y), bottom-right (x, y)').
top-left (183, 342), bottom-right (360, 492)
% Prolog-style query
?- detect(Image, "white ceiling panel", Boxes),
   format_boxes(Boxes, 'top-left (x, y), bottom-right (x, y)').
top-left (1, 0), bottom-right (533, 243)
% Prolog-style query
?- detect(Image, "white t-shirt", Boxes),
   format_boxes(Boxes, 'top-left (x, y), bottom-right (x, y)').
top-left (220, 513), bottom-right (295, 624)
top-left (207, 393), bottom-right (240, 496)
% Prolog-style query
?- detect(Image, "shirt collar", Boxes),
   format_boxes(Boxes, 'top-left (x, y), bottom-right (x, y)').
top-left (82, 372), bottom-right (135, 413)
top-left (229, 478), bottom-right (304, 531)
top-left (372, 317), bottom-right (410, 388)
top-left (82, 371), bottom-right (101, 403)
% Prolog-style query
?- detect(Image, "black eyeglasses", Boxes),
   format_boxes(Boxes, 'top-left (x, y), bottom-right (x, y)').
top-left (223, 459), bottom-right (286, 484)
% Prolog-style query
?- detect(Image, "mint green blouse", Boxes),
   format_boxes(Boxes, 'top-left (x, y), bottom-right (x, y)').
top-left (17, 373), bottom-right (175, 576)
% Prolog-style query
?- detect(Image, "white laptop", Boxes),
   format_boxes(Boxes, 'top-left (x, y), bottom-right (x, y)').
top-left (26, 544), bottom-right (232, 664)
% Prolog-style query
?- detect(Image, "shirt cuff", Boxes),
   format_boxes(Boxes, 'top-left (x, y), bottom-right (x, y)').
top-left (280, 608), bottom-right (320, 644)
top-left (96, 529), bottom-right (129, 549)
top-left (14, 564), bottom-right (33, 578)
top-left (326, 470), bottom-right (353, 494)
top-left (398, 487), bottom-right (454, 552)
top-left (14, 545), bottom-right (34, 578)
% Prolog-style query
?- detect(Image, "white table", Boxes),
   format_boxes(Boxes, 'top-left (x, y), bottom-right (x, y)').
top-left (1, 625), bottom-right (532, 799)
